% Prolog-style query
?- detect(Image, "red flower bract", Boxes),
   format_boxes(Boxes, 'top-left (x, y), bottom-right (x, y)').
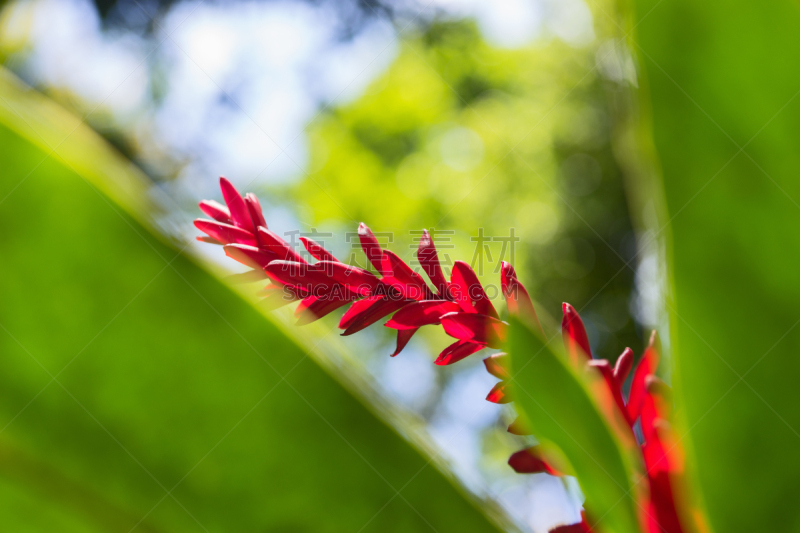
top-left (508, 446), bottom-right (562, 476)
top-left (562, 302), bottom-right (592, 364)
top-left (440, 312), bottom-right (507, 348)
top-left (196, 177), bottom-right (690, 533)
top-left (385, 300), bottom-right (461, 330)
top-left (549, 513), bottom-right (594, 533)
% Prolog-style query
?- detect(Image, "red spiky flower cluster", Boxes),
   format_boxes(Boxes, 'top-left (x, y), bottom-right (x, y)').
top-left (195, 178), bottom-right (688, 533)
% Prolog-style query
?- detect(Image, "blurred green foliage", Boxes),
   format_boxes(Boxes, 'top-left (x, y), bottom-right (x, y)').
top-left (287, 20), bottom-right (644, 361)
top-left (0, 71), bottom-right (503, 532)
top-left (634, 0), bottom-right (800, 531)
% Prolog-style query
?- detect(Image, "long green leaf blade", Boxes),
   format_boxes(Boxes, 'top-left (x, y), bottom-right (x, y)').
top-left (633, 1), bottom-right (800, 531)
top-left (508, 316), bottom-right (640, 533)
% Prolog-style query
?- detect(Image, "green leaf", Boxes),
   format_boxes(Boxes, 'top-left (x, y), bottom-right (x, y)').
top-left (507, 316), bottom-right (640, 533)
top-left (633, 1), bottom-right (800, 531)
top-left (0, 69), bottom-right (504, 532)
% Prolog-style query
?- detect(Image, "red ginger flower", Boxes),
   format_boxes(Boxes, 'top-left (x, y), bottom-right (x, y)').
top-left (195, 178), bottom-right (509, 361)
top-left (508, 445), bottom-right (563, 476)
top-left (196, 178), bottom-right (689, 533)
top-left (510, 306), bottom-right (687, 533)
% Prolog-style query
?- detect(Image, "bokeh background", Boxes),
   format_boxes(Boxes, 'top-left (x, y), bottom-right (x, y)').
top-left (5, 0), bottom-right (800, 532)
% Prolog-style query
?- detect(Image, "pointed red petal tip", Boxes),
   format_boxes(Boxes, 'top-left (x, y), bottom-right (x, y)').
top-left (561, 302), bottom-right (592, 365)
top-left (244, 192), bottom-right (267, 229)
top-left (500, 261), bottom-right (514, 301)
top-left (483, 353), bottom-right (510, 379)
top-left (486, 381), bottom-right (512, 404)
top-left (219, 177), bottom-right (255, 234)
top-left (500, 261), bottom-right (542, 333)
top-left (300, 236), bottom-right (338, 262)
top-left (613, 347), bottom-right (634, 384)
top-left (391, 328), bottom-right (418, 357)
top-left (199, 200), bottom-right (232, 224)
top-left (418, 229), bottom-right (449, 296)
top-left (508, 447), bottom-right (561, 476)
top-left (450, 261), bottom-right (498, 318)
top-left (195, 219), bottom-right (258, 247)
top-left (434, 340), bottom-right (484, 365)
top-left (357, 222), bottom-right (388, 275)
